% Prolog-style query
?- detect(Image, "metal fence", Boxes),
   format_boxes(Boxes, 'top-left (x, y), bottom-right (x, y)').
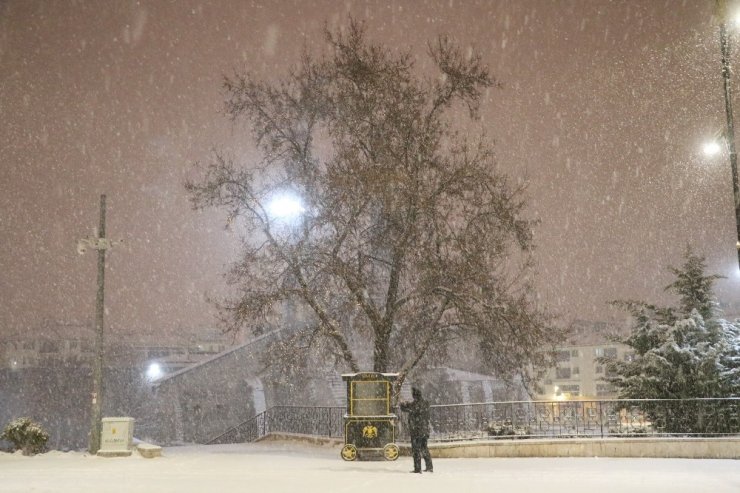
top-left (209, 406), bottom-right (345, 444)
top-left (428, 398), bottom-right (740, 441)
top-left (208, 398), bottom-right (740, 444)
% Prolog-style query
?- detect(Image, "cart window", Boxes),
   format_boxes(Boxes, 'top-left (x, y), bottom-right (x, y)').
top-left (350, 380), bottom-right (389, 416)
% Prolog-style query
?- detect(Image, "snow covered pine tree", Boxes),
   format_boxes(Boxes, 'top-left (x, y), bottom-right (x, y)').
top-left (601, 248), bottom-right (740, 434)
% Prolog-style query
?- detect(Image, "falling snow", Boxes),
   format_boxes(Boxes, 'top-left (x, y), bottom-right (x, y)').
top-left (1, 0), bottom-right (740, 458)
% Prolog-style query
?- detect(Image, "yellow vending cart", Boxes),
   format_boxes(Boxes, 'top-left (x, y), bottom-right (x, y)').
top-left (340, 372), bottom-right (400, 461)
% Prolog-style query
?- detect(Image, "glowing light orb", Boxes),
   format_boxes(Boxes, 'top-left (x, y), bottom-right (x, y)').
top-left (703, 141), bottom-right (722, 157)
top-left (267, 194), bottom-right (305, 221)
top-left (146, 362), bottom-right (163, 381)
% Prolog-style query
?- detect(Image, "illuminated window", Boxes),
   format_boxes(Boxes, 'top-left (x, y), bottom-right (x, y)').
top-left (560, 384), bottom-right (580, 396)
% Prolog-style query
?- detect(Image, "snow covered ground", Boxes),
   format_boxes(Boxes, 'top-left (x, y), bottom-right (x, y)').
top-left (1, 441), bottom-right (738, 493)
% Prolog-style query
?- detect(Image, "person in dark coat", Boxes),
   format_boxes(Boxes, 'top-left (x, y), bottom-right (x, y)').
top-left (399, 386), bottom-right (433, 473)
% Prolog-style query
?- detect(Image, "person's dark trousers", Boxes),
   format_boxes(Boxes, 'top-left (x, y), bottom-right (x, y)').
top-left (411, 435), bottom-right (433, 472)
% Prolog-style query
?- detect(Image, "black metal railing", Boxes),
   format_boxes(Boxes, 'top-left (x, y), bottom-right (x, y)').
top-left (209, 406), bottom-right (345, 444)
top-left (428, 398), bottom-right (740, 441)
top-left (208, 398), bottom-right (740, 444)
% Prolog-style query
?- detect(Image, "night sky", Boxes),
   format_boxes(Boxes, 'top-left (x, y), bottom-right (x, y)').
top-left (3, 0), bottom-right (740, 342)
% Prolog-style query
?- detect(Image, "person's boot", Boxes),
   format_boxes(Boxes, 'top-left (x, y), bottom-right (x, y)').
top-left (410, 470), bottom-right (421, 473)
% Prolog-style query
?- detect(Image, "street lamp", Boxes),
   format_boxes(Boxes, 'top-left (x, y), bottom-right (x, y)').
top-left (703, 140), bottom-right (723, 157)
top-left (77, 194), bottom-right (122, 454)
top-left (716, 0), bottom-right (740, 267)
top-left (266, 192), bottom-right (305, 222)
top-left (146, 362), bottom-right (163, 381)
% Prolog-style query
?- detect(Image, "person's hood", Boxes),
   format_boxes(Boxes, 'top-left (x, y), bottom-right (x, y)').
top-left (411, 387), bottom-right (422, 400)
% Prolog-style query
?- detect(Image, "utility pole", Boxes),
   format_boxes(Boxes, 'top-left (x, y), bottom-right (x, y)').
top-left (78, 194), bottom-right (117, 454)
top-left (91, 194), bottom-right (106, 454)
top-left (717, 0), bottom-right (740, 267)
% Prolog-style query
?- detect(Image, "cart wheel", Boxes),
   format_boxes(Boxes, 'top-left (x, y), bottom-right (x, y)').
top-left (383, 443), bottom-right (400, 461)
top-left (341, 444), bottom-right (358, 461)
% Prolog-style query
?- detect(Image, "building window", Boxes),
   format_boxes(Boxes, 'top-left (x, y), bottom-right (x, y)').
top-left (556, 350), bottom-right (570, 362)
top-left (39, 341), bottom-right (60, 353)
top-left (572, 367), bottom-right (580, 375)
top-left (570, 350), bottom-right (579, 357)
top-left (594, 347), bottom-right (617, 358)
top-left (560, 384), bottom-right (580, 396)
top-left (596, 384), bottom-right (615, 397)
top-left (555, 367), bottom-right (571, 379)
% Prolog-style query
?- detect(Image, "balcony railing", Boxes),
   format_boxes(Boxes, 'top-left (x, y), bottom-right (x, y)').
top-left (208, 398), bottom-right (740, 444)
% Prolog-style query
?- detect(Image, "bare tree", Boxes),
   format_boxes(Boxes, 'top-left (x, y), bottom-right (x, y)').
top-left (186, 20), bottom-right (564, 393)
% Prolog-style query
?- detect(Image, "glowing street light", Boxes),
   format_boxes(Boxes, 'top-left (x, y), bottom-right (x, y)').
top-left (146, 362), bottom-right (163, 381)
top-left (703, 140), bottom-right (723, 157)
top-left (267, 193), bottom-right (305, 221)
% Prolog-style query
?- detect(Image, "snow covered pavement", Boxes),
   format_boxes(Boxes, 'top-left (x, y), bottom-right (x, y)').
top-left (1, 441), bottom-right (738, 493)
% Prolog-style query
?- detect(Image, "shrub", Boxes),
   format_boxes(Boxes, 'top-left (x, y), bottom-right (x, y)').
top-left (486, 420), bottom-right (531, 439)
top-left (1, 417), bottom-right (49, 455)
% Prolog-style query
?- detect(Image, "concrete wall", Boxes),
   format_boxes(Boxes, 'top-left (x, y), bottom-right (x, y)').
top-left (427, 437), bottom-right (740, 459)
top-left (255, 433), bottom-right (740, 459)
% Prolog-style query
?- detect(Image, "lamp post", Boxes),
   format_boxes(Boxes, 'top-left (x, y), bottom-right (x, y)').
top-left (716, 0), bottom-right (740, 267)
top-left (77, 194), bottom-right (120, 454)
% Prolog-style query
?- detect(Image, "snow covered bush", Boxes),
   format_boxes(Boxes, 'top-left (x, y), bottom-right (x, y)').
top-left (1, 417), bottom-right (49, 455)
top-left (600, 249), bottom-right (740, 434)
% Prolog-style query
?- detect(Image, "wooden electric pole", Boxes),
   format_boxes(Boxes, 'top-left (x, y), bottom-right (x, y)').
top-left (78, 194), bottom-right (113, 454)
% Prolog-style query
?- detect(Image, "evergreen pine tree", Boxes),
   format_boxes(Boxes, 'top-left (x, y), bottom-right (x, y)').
top-left (602, 248), bottom-right (739, 433)
top-left (665, 246), bottom-right (723, 320)
top-left (718, 318), bottom-right (740, 397)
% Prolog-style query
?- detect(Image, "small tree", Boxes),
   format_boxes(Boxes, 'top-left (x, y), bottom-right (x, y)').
top-left (1, 417), bottom-right (49, 455)
top-left (187, 19), bottom-right (564, 393)
top-left (602, 248), bottom-right (740, 433)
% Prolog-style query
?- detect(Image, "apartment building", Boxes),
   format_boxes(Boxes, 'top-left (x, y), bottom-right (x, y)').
top-left (537, 320), bottom-right (633, 400)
